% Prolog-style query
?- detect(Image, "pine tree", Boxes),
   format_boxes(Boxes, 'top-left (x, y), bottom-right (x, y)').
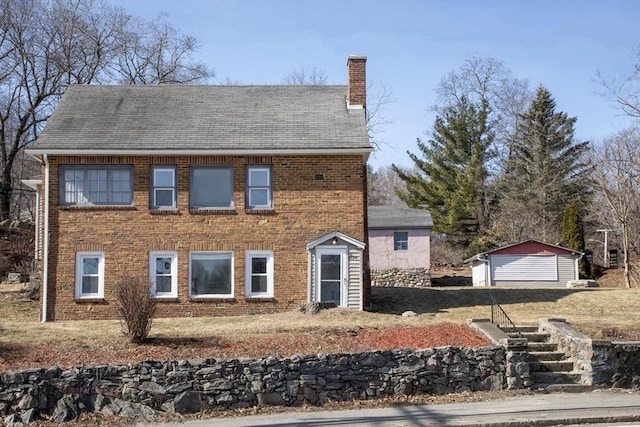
top-left (394, 97), bottom-right (494, 247)
top-left (561, 201), bottom-right (591, 278)
top-left (496, 86), bottom-right (591, 242)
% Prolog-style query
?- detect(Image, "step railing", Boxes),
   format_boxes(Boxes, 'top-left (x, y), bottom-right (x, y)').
top-left (490, 297), bottom-right (523, 338)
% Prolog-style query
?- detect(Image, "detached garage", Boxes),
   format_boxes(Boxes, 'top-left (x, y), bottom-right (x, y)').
top-left (465, 240), bottom-right (582, 287)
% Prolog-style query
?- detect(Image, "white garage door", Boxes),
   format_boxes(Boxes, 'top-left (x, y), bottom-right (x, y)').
top-left (492, 255), bottom-right (558, 281)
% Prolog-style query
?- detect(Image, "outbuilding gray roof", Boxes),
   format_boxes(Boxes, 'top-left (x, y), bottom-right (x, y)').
top-left (367, 205), bottom-right (433, 230)
top-left (28, 85), bottom-right (371, 154)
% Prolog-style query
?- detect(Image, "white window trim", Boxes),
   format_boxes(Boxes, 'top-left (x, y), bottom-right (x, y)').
top-left (246, 166), bottom-right (272, 209)
top-left (151, 166), bottom-right (177, 209)
top-left (188, 251), bottom-right (234, 298)
top-left (149, 251), bottom-right (178, 298)
top-left (245, 250), bottom-right (274, 298)
top-left (75, 251), bottom-right (105, 299)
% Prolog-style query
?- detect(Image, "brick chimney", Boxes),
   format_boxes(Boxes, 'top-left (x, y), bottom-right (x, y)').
top-left (347, 55), bottom-right (367, 109)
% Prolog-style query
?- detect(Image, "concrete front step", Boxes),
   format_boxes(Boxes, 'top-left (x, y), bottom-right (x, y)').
top-left (532, 371), bottom-right (583, 385)
top-left (527, 342), bottom-right (559, 352)
top-left (519, 332), bottom-right (550, 343)
top-left (529, 351), bottom-right (566, 361)
top-left (529, 360), bottom-right (575, 372)
top-left (511, 325), bottom-right (539, 333)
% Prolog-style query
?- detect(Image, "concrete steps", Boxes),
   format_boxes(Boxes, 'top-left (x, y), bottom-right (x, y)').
top-left (506, 325), bottom-right (585, 391)
top-left (528, 342), bottom-right (561, 352)
top-left (529, 360), bottom-right (575, 372)
top-left (529, 351), bottom-right (565, 361)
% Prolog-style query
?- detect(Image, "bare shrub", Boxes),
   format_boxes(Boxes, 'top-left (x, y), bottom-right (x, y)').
top-left (114, 276), bottom-right (157, 343)
top-left (0, 223), bottom-right (34, 280)
top-left (430, 234), bottom-right (466, 265)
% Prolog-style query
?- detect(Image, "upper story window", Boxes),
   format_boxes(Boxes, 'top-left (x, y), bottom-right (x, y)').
top-left (394, 231), bottom-right (409, 250)
top-left (60, 165), bottom-right (132, 206)
top-left (190, 166), bottom-right (233, 209)
top-left (151, 166), bottom-right (177, 209)
top-left (246, 166), bottom-right (272, 209)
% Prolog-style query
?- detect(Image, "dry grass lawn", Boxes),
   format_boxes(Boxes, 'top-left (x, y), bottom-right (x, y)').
top-left (2, 283), bottom-right (640, 350)
top-left (372, 286), bottom-right (640, 339)
top-left (1, 267), bottom-right (639, 371)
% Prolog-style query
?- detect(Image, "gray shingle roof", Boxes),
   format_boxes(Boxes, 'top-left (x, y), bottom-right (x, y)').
top-left (368, 205), bottom-right (433, 229)
top-left (29, 85), bottom-right (371, 153)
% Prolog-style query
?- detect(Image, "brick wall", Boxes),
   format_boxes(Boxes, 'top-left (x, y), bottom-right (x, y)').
top-left (43, 155), bottom-right (366, 320)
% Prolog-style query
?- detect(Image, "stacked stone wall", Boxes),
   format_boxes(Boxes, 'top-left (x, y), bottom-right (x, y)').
top-left (539, 318), bottom-right (640, 388)
top-left (1, 345), bottom-right (505, 424)
top-left (370, 268), bottom-right (431, 288)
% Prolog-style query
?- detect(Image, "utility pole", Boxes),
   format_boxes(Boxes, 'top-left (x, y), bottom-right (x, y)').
top-left (596, 229), bottom-right (614, 267)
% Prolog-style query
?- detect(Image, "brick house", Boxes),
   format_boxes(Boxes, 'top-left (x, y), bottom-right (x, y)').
top-left (25, 56), bottom-right (372, 321)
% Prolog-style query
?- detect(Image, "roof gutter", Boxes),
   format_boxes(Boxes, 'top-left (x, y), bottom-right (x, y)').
top-left (41, 154), bottom-right (50, 322)
top-left (25, 147), bottom-right (374, 160)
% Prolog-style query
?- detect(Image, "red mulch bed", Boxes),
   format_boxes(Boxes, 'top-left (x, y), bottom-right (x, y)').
top-left (0, 324), bottom-right (490, 372)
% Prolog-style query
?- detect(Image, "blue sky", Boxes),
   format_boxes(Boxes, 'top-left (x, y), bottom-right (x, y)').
top-left (109, 0), bottom-right (640, 168)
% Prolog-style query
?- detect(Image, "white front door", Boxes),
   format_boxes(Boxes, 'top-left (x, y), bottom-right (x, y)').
top-left (316, 247), bottom-right (347, 306)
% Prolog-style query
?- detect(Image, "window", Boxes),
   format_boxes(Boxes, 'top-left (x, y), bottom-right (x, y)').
top-left (394, 231), bottom-right (409, 250)
top-left (246, 166), bottom-right (272, 209)
top-left (245, 251), bottom-right (274, 298)
top-left (149, 251), bottom-right (177, 297)
top-left (151, 166), bottom-right (177, 209)
top-left (75, 252), bottom-right (105, 298)
top-left (190, 166), bottom-right (233, 209)
top-left (189, 252), bottom-right (233, 297)
top-left (61, 166), bottom-right (132, 206)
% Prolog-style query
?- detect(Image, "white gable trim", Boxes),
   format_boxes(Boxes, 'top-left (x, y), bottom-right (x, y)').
top-left (306, 231), bottom-right (365, 251)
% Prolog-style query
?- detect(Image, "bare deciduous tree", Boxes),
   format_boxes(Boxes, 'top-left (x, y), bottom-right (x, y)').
top-left (365, 81), bottom-right (394, 150)
top-left (367, 164), bottom-right (406, 206)
top-left (282, 65), bottom-right (393, 150)
top-left (1, 0), bottom-right (213, 220)
top-left (433, 56), bottom-right (533, 168)
top-left (282, 65), bottom-right (328, 85)
top-left (597, 46), bottom-right (640, 119)
top-left (114, 16), bottom-right (210, 84)
top-left (590, 127), bottom-right (640, 287)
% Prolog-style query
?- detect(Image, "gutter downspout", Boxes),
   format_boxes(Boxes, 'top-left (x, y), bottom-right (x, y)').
top-left (575, 252), bottom-right (584, 280)
top-left (478, 254), bottom-right (490, 286)
top-left (41, 154), bottom-right (49, 322)
top-left (307, 249), bottom-right (312, 303)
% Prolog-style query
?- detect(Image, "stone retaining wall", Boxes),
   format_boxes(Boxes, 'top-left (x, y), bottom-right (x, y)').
top-left (370, 268), bottom-right (431, 287)
top-left (595, 342), bottom-right (640, 388)
top-left (1, 346), bottom-right (505, 424)
top-left (538, 318), bottom-right (640, 388)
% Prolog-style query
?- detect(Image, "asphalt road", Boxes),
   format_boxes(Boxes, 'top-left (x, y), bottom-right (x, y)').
top-left (154, 390), bottom-right (640, 426)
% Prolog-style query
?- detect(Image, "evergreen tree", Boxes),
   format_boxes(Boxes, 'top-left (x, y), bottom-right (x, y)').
top-left (495, 86), bottom-right (591, 242)
top-left (561, 201), bottom-right (591, 278)
top-left (394, 97), bottom-right (494, 247)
